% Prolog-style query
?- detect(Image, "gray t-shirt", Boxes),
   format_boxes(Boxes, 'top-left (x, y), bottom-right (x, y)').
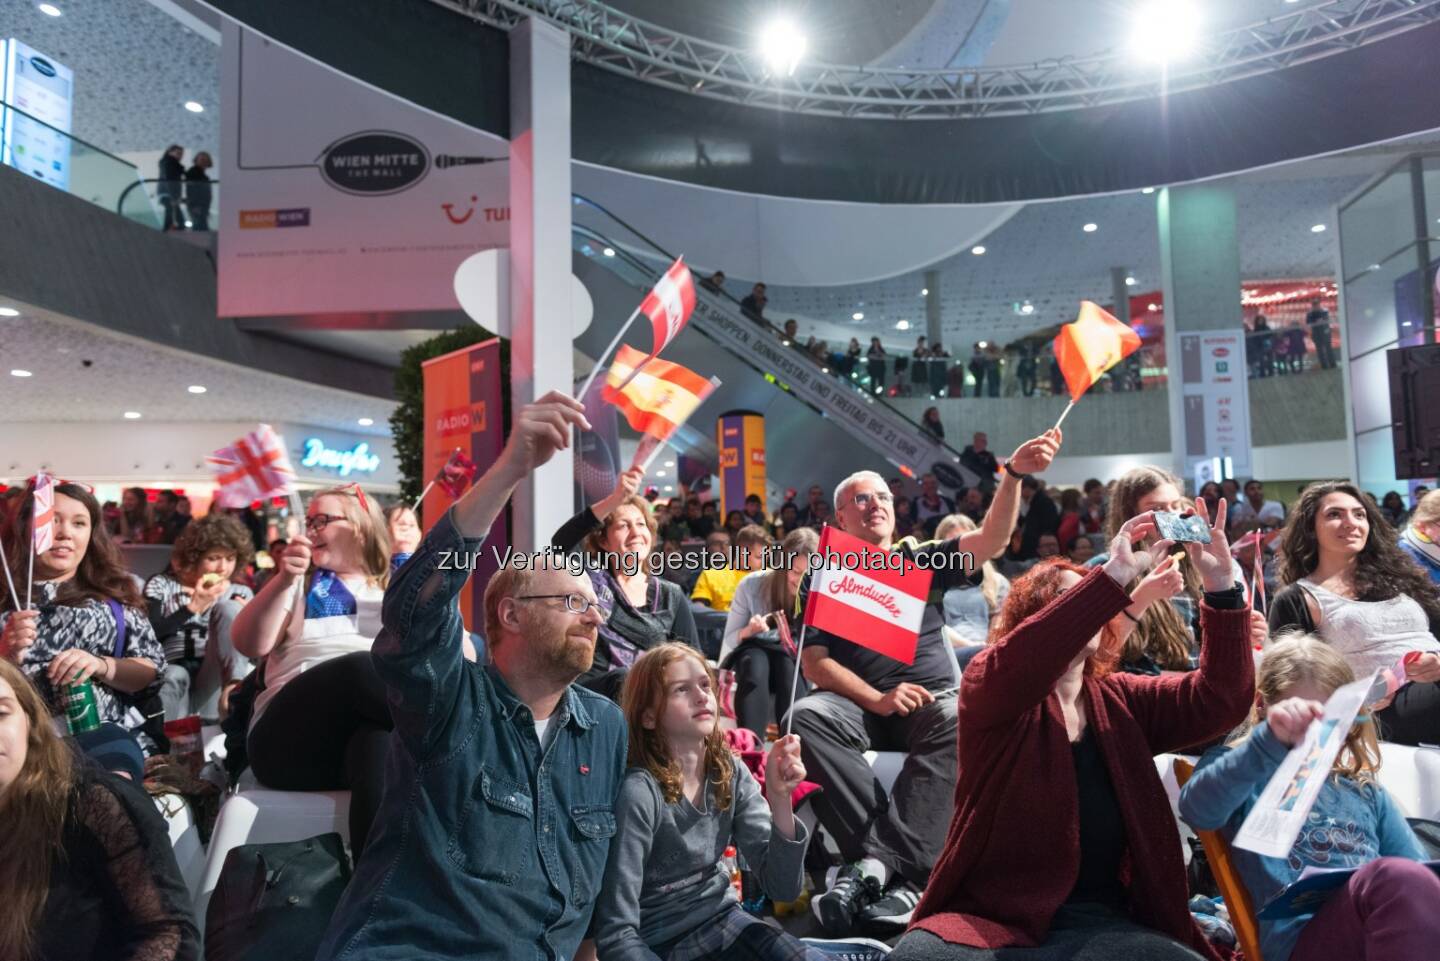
top-left (595, 763), bottom-right (809, 959)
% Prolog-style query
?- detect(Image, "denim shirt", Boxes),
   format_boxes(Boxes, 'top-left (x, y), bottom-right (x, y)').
top-left (316, 508), bottom-right (627, 961)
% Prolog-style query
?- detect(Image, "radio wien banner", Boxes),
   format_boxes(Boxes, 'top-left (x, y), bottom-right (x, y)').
top-left (803, 526), bottom-right (932, 665)
top-left (423, 338), bottom-right (506, 629)
top-left (219, 20), bottom-right (509, 316)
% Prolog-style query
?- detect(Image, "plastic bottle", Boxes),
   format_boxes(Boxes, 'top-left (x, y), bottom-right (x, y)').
top-left (723, 845), bottom-right (742, 898)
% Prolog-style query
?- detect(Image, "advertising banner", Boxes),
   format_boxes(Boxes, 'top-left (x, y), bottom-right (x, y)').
top-left (1, 39), bottom-right (73, 189)
top-left (423, 338), bottom-right (506, 630)
top-left (717, 411), bottom-right (766, 517)
top-left (1179, 329), bottom-right (1253, 481)
top-left (219, 21), bottom-right (509, 316)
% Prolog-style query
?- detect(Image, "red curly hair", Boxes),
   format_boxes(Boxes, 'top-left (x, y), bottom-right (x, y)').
top-left (993, 559), bottom-right (1122, 678)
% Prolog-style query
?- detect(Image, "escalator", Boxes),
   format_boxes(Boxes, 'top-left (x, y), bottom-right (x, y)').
top-left (571, 195), bottom-right (980, 491)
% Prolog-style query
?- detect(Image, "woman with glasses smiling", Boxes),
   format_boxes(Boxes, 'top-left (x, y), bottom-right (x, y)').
top-left (231, 484), bottom-right (395, 855)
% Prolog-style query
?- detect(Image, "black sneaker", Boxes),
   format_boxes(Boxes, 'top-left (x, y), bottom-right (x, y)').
top-left (857, 880), bottom-right (922, 933)
top-left (812, 864), bottom-right (882, 938)
top-left (799, 936), bottom-right (893, 960)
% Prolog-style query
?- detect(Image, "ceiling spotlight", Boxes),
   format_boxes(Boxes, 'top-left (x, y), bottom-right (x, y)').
top-left (656, 470), bottom-right (666, 477)
top-left (1130, 0), bottom-right (1201, 64)
top-left (896, 319), bottom-right (911, 331)
top-left (1125, 276), bottom-right (1137, 286)
top-left (1147, 303), bottom-right (1159, 312)
top-left (921, 288), bottom-right (929, 296)
top-left (852, 312), bottom-right (864, 320)
top-left (1083, 223), bottom-right (1098, 233)
top-left (0, 307), bottom-right (18, 317)
top-left (1142, 187), bottom-right (1156, 194)
top-left (1310, 223), bottom-right (1327, 233)
top-left (358, 417), bottom-right (374, 426)
top-left (184, 101), bottom-right (205, 114)
top-left (38, 3), bottom-right (62, 16)
top-left (978, 340), bottom-right (988, 349)
top-left (664, 485), bottom-right (674, 492)
top-left (187, 384), bottom-right (207, 394)
top-left (10, 369), bottom-right (33, 378)
top-left (1020, 302), bottom-right (1035, 315)
top-left (602, 247), bottom-right (615, 257)
top-left (664, 460), bottom-right (675, 468)
top-left (759, 18), bottom-right (807, 77)
top-left (123, 411), bottom-right (142, 419)
top-left (971, 245), bottom-right (986, 255)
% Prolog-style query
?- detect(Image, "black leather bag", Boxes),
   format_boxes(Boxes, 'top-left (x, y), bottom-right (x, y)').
top-left (205, 832), bottom-right (352, 961)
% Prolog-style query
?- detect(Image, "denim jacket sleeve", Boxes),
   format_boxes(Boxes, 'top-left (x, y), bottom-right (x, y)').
top-left (370, 506), bottom-right (483, 761)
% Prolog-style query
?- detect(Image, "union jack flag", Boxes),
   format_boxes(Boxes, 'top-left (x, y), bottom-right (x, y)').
top-left (208, 425), bottom-right (296, 509)
top-left (31, 472), bottom-right (55, 555)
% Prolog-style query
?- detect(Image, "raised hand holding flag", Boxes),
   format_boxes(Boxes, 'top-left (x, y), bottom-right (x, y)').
top-left (1052, 300), bottom-right (1142, 429)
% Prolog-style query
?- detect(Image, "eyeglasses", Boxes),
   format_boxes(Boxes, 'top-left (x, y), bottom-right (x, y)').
top-left (849, 492), bottom-right (894, 510)
top-left (305, 513), bottom-right (348, 533)
top-left (515, 593), bottom-right (598, 616)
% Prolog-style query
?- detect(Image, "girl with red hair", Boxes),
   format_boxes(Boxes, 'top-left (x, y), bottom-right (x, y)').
top-left (893, 506), bottom-right (1255, 961)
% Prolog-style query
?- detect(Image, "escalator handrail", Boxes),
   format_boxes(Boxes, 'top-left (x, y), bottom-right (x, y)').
top-left (570, 193), bottom-right (968, 464)
top-left (116, 177), bottom-right (220, 217)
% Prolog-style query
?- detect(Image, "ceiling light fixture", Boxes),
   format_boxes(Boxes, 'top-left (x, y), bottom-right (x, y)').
top-left (38, 3), bottom-right (62, 16)
top-left (896, 319), bottom-right (911, 331)
top-left (11, 369), bottom-right (33, 378)
top-left (602, 247), bottom-right (615, 257)
top-left (1083, 223), bottom-right (1098, 233)
top-left (921, 288), bottom-right (929, 296)
top-left (0, 307), bottom-right (19, 317)
top-left (656, 470), bottom-right (666, 477)
top-left (971, 245), bottom-right (986, 255)
top-left (1125, 276), bottom-right (1137, 286)
top-left (358, 417), bottom-right (374, 426)
top-left (758, 18), bottom-right (807, 77)
top-left (184, 101), bottom-right (205, 114)
top-left (1310, 223), bottom-right (1327, 233)
top-left (123, 411), bottom-right (142, 419)
top-left (664, 460), bottom-right (675, 468)
top-left (187, 384), bottom-right (207, 394)
top-left (852, 312), bottom-right (864, 320)
top-left (664, 485), bottom-right (674, 492)
top-left (1142, 187), bottom-right (1156, 194)
top-left (1130, 0), bottom-right (1201, 64)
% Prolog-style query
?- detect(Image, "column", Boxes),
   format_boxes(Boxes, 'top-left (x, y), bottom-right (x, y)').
top-left (509, 16), bottom-right (573, 552)
top-left (924, 269), bottom-right (942, 347)
top-left (1157, 183), bottom-right (1252, 486)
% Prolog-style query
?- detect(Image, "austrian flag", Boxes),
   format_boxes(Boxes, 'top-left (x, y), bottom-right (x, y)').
top-left (640, 256), bottom-right (696, 360)
top-left (803, 526), bottom-right (933, 665)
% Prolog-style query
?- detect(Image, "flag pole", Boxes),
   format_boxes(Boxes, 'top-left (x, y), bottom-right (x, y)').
top-left (1052, 400), bottom-right (1076, 432)
top-left (783, 622), bottom-right (808, 738)
top-left (576, 304), bottom-right (643, 400)
top-left (25, 536), bottom-right (35, 611)
top-left (636, 437), bottom-right (668, 473)
top-left (412, 480), bottom-right (436, 513)
top-left (0, 534), bottom-right (20, 612)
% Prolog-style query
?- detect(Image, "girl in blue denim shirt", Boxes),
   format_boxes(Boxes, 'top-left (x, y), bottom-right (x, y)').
top-left (596, 644), bottom-right (817, 961)
top-left (1179, 634), bottom-right (1440, 961)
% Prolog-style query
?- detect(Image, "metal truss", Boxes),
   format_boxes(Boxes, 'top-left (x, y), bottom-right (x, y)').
top-left (428, 0), bottom-right (1440, 119)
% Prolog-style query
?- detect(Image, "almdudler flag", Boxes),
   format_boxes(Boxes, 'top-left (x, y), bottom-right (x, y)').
top-left (802, 525), bottom-right (933, 665)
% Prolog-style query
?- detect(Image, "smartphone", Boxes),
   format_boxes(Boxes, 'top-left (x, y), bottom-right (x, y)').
top-left (1154, 510), bottom-right (1212, 544)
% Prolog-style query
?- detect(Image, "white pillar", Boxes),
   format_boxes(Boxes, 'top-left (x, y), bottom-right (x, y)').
top-left (508, 16), bottom-right (574, 552)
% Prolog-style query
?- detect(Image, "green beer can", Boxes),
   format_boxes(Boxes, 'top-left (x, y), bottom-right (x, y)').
top-left (64, 679), bottom-right (102, 735)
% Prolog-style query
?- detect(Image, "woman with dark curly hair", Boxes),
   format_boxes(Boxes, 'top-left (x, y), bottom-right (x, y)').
top-left (1269, 481), bottom-right (1440, 745)
top-left (0, 482), bottom-right (166, 777)
top-left (144, 513), bottom-right (255, 721)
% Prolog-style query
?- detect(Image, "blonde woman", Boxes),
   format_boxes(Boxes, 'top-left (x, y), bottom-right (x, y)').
top-left (0, 658), bottom-right (199, 961)
top-left (231, 484), bottom-right (392, 854)
top-left (934, 515), bottom-right (1009, 649)
top-left (1180, 635), bottom-right (1438, 961)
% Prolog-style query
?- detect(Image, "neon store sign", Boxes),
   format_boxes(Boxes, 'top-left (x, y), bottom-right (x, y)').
top-left (301, 438), bottom-right (381, 476)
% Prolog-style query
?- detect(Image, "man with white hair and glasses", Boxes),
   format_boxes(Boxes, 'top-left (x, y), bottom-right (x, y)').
top-left (797, 429), bottom-right (1064, 938)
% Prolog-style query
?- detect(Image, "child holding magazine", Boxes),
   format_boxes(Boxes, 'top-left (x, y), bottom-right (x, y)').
top-left (1178, 634), bottom-right (1440, 961)
top-left (596, 643), bottom-right (818, 961)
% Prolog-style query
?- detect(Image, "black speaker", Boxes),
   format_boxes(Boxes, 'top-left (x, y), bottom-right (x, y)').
top-left (1388, 343), bottom-right (1440, 479)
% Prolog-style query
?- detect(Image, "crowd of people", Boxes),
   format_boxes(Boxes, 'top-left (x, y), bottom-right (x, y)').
top-left (157, 145), bottom-right (215, 233)
top-left (2, 394), bottom-right (1439, 961)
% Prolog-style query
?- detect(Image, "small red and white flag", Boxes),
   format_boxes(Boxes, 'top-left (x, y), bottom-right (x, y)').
top-left (208, 425), bottom-right (297, 509)
top-left (639, 256), bottom-right (696, 360)
top-left (435, 448), bottom-right (479, 499)
top-left (31, 472), bottom-right (55, 555)
top-left (802, 525), bottom-right (933, 665)
top-left (1232, 530), bottom-right (1272, 613)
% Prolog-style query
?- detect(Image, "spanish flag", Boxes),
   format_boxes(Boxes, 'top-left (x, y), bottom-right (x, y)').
top-left (603, 344), bottom-right (719, 438)
top-left (1053, 301), bottom-right (1142, 402)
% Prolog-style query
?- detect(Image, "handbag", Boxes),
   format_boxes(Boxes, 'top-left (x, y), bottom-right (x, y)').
top-left (205, 833), bottom-right (352, 961)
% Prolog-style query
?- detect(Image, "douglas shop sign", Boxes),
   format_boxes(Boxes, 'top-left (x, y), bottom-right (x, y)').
top-left (301, 438), bottom-right (382, 476)
top-left (318, 130), bottom-right (430, 195)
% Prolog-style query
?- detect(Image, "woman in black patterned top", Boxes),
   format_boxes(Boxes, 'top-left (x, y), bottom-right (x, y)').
top-left (143, 513), bottom-right (254, 721)
top-left (0, 658), bottom-right (199, 961)
top-left (1, 482), bottom-right (166, 772)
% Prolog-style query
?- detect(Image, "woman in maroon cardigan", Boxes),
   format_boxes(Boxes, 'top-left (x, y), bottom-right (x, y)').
top-left (894, 504), bottom-right (1255, 961)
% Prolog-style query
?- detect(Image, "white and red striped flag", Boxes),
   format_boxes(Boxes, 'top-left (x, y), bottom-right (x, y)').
top-left (30, 471), bottom-right (55, 556)
top-left (640, 256), bottom-right (696, 361)
top-left (802, 525), bottom-right (934, 666)
top-left (208, 425), bottom-right (297, 509)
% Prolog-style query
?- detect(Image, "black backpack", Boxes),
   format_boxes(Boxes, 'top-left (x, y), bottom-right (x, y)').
top-left (205, 833), bottom-right (351, 961)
